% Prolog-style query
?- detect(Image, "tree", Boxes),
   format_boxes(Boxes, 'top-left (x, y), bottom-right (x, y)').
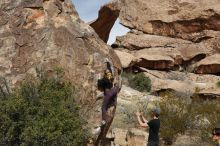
top-left (0, 76), bottom-right (89, 146)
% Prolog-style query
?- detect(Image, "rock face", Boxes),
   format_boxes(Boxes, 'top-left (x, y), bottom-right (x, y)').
top-left (142, 68), bottom-right (220, 97)
top-left (195, 54), bottom-right (220, 74)
top-left (91, 0), bottom-right (220, 99)
top-left (114, 33), bottom-right (210, 71)
top-left (118, 0), bottom-right (220, 38)
top-left (90, 1), bottom-right (120, 43)
top-left (114, 50), bottom-right (135, 68)
top-left (93, 0), bottom-right (220, 75)
top-left (0, 0), bottom-right (122, 145)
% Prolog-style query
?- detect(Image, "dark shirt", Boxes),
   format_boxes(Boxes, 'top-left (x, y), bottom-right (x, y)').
top-left (147, 118), bottom-right (160, 142)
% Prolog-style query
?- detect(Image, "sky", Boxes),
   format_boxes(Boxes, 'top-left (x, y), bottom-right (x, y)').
top-left (72, 0), bottom-right (129, 45)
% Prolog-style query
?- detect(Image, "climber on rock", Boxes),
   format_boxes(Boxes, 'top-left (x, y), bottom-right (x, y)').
top-left (93, 58), bottom-right (121, 135)
top-left (96, 58), bottom-right (114, 100)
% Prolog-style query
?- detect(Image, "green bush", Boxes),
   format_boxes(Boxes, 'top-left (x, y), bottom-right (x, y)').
top-left (0, 76), bottom-right (89, 146)
top-left (157, 92), bottom-right (189, 141)
top-left (129, 73), bottom-right (151, 92)
top-left (156, 91), bottom-right (220, 144)
top-left (122, 72), bottom-right (151, 92)
top-left (187, 98), bottom-right (220, 142)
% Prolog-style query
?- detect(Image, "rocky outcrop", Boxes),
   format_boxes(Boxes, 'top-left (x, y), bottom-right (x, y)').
top-left (114, 50), bottom-right (135, 68)
top-left (90, 1), bottom-right (120, 42)
top-left (93, 0), bottom-right (220, 75)
top-left (195, 54), bottom-right (220, 74)
top-left (118, 0), bottom-right (220, 39)
top-left (127, 128), bottom-right (148, 146)
top-left (91, 1), bottom-right (220, 49)
top-left (140, 68), bottom-right (220, 97)
top-left (197, 89), bottom-right (220, 99)
top-left (0, 0), bottom-right (122, 145)
top-left (114, 32), bottom-right (211, 71)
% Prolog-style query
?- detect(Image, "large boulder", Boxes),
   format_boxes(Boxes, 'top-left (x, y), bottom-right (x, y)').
top-left (118, 0), bottom-right (220, 39)
top-left (195, 54), bottom-right (220, 74)
top-left (114, 49), bottom-right (135, 68)
top-left (113, 32), bottom-right (214, 71)
top-left (0, 0), bottom-right (122, 145)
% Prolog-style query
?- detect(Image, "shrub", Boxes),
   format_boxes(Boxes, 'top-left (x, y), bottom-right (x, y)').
top-left (0, 76), bottom-right (89, 146)
top-left (129, 73), bottom-right (151, 92)
top-left (122, 72), bottom-right (151, 92)
top-left (157, 91), bottom-right (189, 142)
top-left (155, 91), bottom-right (220, 144)
top-left (187, 98), bottom-right (220, 142)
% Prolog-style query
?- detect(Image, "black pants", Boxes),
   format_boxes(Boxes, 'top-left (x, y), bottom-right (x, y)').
top-left (147, 141), bottom-right (159, 146)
